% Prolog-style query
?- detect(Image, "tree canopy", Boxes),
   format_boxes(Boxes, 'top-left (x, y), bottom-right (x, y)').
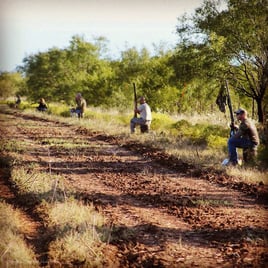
top-left (175, 0), bottom-right (268, 122)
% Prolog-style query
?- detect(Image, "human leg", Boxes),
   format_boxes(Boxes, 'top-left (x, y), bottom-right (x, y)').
top-left (228, 137), bottom-right (255, 165)
top-left (228, 137), bottom-right (239, 164)
top-left (140, 120), bottom-right (151, 133)
top-left (130, 117), bottom-right (144, 133)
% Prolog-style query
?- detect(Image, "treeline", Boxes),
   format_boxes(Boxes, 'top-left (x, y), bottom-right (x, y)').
top-left (1, 0), bottom-right (267, 123)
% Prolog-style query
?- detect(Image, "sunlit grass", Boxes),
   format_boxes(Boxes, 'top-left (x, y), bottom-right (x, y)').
top-left (43, 199), bottom-right (105, 229)
top-left (227, 167), bottom-right (268, 184)
top-left (0, 202), bottom-right (38, 267)
top-left (49, 231), bottom-right (105, 267)
top-left (39, 199), bottom-right (106, 267)
top-left (11, 167), bottom-right (66, 202)
top-left (40, 137), bottom-right (88, 148)
top-left (0, 139), bottom-right (27, 154)
top-left (193, 198), bottom-right (233, 207)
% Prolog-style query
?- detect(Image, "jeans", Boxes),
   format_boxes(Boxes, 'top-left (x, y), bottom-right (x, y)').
top-left (130, 118), bottom-right (147, 133)
top-left (37, 107), bottom-right (47, 112)
top-left (228, 137), bottom-right (256, 164)
top-left (75, 109), bottom-right (83, 118)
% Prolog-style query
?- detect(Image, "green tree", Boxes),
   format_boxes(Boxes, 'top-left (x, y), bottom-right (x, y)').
top-left (110, 47), bottom-right (151, 110)
top-left (175, 0), bottom-right (268, 123)
top-left (139, 52), bottom-right (177, 112)
top-left (0, 72), bottom-right (25, 99)
top-left (112, 47), bottom-right (179, 113)
top-left (20, 36), bottom-right (114, 106)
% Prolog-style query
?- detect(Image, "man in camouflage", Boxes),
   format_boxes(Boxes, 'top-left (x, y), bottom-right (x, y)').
top-left (228, 108), bottom-right (259, 165)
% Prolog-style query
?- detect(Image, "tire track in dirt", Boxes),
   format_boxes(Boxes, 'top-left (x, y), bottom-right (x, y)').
top-left (0, 107), bottom-right (267, 267)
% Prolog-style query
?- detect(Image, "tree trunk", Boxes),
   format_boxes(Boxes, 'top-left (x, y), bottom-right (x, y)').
top-left (256, 97), bottom-right (264, 123)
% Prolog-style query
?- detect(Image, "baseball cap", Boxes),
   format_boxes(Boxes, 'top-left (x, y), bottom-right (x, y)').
top-left (234, 108), bottom-right (246, 115)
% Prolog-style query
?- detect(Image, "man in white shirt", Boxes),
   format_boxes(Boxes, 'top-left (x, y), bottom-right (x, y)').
top-left (130, 96), bottom-right (152, 133)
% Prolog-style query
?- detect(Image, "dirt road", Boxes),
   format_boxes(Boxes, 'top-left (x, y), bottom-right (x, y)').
top-left (0, 107), bottom-right (267, 267)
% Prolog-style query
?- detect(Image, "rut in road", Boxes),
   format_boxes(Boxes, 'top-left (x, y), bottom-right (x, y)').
top-left (0, 109), bottom-right (267, 267)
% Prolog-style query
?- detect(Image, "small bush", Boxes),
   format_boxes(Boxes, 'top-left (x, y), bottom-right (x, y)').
top-left (207, 134), bottom-right (227, 149)
top-left (152, 113), bottom-right (176, 131)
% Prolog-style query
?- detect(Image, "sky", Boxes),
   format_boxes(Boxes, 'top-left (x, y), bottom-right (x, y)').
top-left (0, 0), bottom-right (204, 72)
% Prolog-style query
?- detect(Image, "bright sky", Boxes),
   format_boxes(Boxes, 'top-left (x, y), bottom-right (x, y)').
top-left (0, 0), bottom-right (204, 72)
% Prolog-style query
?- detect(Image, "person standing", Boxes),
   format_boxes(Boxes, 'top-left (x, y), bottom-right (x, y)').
top-left (130, 96), bottom-right (152, 133)
top-left (75, 93), bottom-right (87, 118)
top-left (227, 108), bottom-right (259, 165)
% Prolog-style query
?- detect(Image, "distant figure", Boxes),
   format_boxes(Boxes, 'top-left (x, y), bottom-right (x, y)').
top-left (130, 96), bottom-right (152, 133)
top-left (37, 98), bottom-right (48, 112)
top-left (15, 95), bottom-right (21, 108)
top-left (75, 93), bottom-right (87, 118)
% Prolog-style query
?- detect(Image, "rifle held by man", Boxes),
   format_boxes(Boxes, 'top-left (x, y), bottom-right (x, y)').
top-left (133, 82), bottom-right (138, 118)
top-left (225, 80), bottom-right (236, 137)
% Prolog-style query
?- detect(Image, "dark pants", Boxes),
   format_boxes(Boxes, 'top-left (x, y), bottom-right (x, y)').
top-left (228, 137), bottom-right (256, 164)
top-left (76, 109), bottom-right (83, 118)
top-left (37, 107), bottom-right (47, 112)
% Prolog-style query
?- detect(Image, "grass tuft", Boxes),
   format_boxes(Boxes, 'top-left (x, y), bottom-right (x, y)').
top-left (39, 199), bottom-right (106, 267)
top-left (0, 202), bottom-right (38, 266)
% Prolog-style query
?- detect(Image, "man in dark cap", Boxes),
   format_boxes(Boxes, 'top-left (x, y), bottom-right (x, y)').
top-left (227, 108), bottom-right (259, 165)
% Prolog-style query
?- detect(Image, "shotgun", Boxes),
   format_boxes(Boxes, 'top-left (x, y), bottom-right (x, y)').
top-left (133, 82), bottom-right (138, 118)
top-left (225, 80), bottom-right (236, 137)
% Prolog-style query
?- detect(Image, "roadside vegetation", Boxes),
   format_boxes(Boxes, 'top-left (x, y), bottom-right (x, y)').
top-left (4, 101), bottom-right (268, 180)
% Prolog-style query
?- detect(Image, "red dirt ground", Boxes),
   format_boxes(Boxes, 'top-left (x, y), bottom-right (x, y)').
top-left (0, 106), bottom-right (267, 268)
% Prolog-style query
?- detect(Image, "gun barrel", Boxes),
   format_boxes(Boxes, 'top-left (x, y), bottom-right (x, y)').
top-left (133, 83), bottom-right (137, 117)
top-left (225, 80), bottom-right (236, 136)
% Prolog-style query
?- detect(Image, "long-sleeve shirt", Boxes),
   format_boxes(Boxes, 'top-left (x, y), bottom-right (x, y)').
top-left (235, 118), bottom-right (259, 145)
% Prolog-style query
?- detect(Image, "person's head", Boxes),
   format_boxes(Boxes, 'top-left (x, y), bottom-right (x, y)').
top-left (235, 108), bottom-right (247, 120)
top-left (76, 93), bottom-right (82, 100)
top-left (139, 96), bottom-right (146, 104)
top-left (40, 98), bottom-right (45, 103)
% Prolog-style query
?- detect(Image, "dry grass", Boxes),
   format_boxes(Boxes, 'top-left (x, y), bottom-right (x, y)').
top-left (11, 167), bottom-right (67, 202)
top-left (0, 202), bottom-right (38, 267)
top-left (227, 167), bottom-right (268, 185)
top-left (39, 199), bottom-right (106, 267)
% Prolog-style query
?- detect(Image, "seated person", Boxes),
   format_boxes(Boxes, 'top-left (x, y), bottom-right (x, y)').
top-left (75, 93), bottom-right (87, 118)
top-left (227, 108), bottom-right (259, 165)
top-left (37, 98), bottom-right (48, 112)
top-left (130, 96), bottom-right (152, 133)
top-left (15, 95), bottom-right (21, 108)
